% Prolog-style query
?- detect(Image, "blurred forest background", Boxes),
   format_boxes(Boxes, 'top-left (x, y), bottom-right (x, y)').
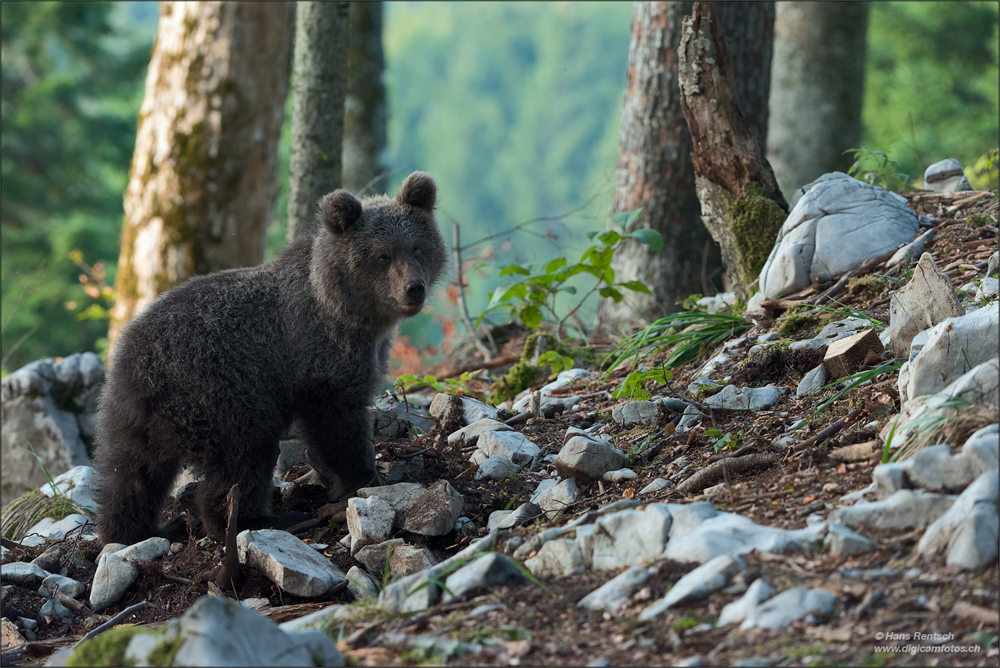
top-left (2, 1), bottom-right (998, 375)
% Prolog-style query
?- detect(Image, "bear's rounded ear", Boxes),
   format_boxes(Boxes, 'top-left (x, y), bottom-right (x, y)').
top-left (319, 190), bottom-right (363, 235)
top-left (395, 171), bottom-right (437, 213)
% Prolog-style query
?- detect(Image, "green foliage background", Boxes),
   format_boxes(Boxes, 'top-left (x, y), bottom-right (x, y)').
top-left (2, 1), bottom-right (997, 373)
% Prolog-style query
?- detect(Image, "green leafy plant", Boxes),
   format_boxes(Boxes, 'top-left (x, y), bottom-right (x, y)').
top-left (605, 312), bottom-right (750, 398)
top-left (624, 432), bottom-right (656, 464)
top-left (844, 141), bottom-right (912, 192)
top-left (812, 302), bottom-right (886, 329)
top-left (395, 371), bottom-right (476, 396)
top-left (806, 358), bottom-right (906, 423)
top-left (476, 208), bottom-right (661, 336)
top-left (968, 148), bottom-right (999, 191)
top-left (704, 429), bottom-right (745, 453)
top-left (612, 366), bottom-right (671, 401)
top-left (536, 350), bottom-right (574, 375)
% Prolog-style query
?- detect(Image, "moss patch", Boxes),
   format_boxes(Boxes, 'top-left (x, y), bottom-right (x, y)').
top-left (727, 183), bottom-right (786, 287)
top-left (146, 631), bottom-right (184, 666)
top-left (776, 311), bottom-right (818, 337)
top-left (847, 274), bottom-right (889, 296)
top-left (66, 625), bottom-right (144, 667)
top-left (966, 212), bottom-right (993, 227)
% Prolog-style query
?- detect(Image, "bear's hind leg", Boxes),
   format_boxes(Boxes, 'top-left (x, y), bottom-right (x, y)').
top-left (94, 425), bottom-right (180, 546)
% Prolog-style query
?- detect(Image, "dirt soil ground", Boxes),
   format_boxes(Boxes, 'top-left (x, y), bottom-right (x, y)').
top-left (1, 191), bottom-right (998, 666)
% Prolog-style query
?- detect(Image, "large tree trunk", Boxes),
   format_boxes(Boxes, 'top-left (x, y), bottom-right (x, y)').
top-left (597, 2), bottom-right (775, 334)
top-left (286, 1), bottom-right (350, 241)
top-left (343, 1), bottom-right (387, 196)
top-left (108, 1), bottom-right (294, 355)
top-left (767, 2), bottom-right (869, 197)
top-left (678, 1), bottom-right (787, 300)
top-left (716, 2), bottom-right (775, 148)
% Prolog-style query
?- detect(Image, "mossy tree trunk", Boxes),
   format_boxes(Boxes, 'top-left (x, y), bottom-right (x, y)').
top-left (597, 2), bottom-right (776, 334)
top-left (108, 1), bottom-right (294, 356)
top-left (678, 1), bottom-right (788, 301)
top-left (343, 1), bottom-right (387, 196)
top-left (286, 2), bottom-right (350, 241)
top-left (767, 2), bottom-right (869, 197)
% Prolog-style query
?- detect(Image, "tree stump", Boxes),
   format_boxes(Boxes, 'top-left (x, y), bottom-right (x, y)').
top-left (678, 2), bottom-right (788, 300)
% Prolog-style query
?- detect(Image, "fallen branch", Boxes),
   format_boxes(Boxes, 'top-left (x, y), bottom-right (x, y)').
top-left (437, 354), bottom-right (518, 381)
top-left (790, 410), bottom-right (860, 452)
top-left (219, 484), bottom-right (241, 589)
top-left (810, 251), bottom-right (896, 306)
top-left (74, 601), bottom-right (148, 647)
top-left (676, 453), bottom-right (777, 495)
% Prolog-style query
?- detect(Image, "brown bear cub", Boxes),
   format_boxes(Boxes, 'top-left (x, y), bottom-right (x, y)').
top-left (94, 172), bottom-right (447, 545)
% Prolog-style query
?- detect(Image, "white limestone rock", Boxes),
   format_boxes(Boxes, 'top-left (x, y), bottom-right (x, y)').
top-left (903, 304), bottom-right (998, 400)
top-left (823, 523), bottom-right (875, 557)
top-left (476, 456), bottom-right (520, 481)
top-left (531, 478), bottom-right (580, 518)
top-left (399, 480), bottom-right (465, 536)
top-left (887, 253), bottom-right (965, 358)
top-left (718, 579), bottom-right (775, 626)
top-left (589, 504), bottom-right (672, 570)
top-left (758, 173), bottom-right (920, 300)
top-left (347, 496), bottom-right (396, 553)
top-left (90, 553), bottom-right (138, 611)
top-left (831, 489), bottom-right (956, 531)
top-left (237, 529), bottom-right (347, 598)
top-left (923, 158), bottom-right (972, 193)
top-left (917, 470), bottom-right (998, 570)
top-left (447, 419), bottom-right (512, 448)
top-left (388, 545), bottom-right (438, 578)
top-left (38, 573), bottom-right (85, 599)
top-left (429, 393), bottom-right (497, 424)
top-left (120, 595), bottom-right (344, 666)
top-left (476, 431), bottom-right (540, 467)
top-left (637, 555), bottom-right (746, 621)
top-left (346, 566), bottom-right (379, 601)
top-left (357, 482), bottom-right (426, 517)
top-left (442, 553), bottom-right (525, 603)
top-left (577, 566), bottom-right (652, 612)
top-left (1, 562), bottom-right (49, 586)
top-left (739, 587), bottom-right (838, 630)
top-left (524, 538), bottom-right (583, 578)
top-left (556, 434), bottom-right (626, 481)
top-left (116, 537), bottom-right (171, 564)
top-left (703, 385), bottom-right (782, 411)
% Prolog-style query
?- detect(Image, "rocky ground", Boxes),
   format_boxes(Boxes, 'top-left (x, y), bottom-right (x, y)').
top-left (1, 174), bottom-right (998, 667)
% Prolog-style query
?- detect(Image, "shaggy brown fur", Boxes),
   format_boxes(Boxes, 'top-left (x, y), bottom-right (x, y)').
top-left (94, 172), bottom-right (447, 544)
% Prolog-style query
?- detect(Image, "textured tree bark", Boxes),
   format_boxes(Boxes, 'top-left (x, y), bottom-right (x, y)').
top-left (596, 2), bottom-right (775, 334)
top-left (678, 1), bottom-right (787, 300)
top-left (715, 2), bottom-right (775, 148)
top-left (108, 1), bottom-right (294, 355)
top-left (767, 2), bottom-right (869, 197)
top-left (343, 1), bottom-right (387, 196)
top-left (286, 1), bottom-right (350, 241)
top-left (596, 2), bottom-right (709, 334)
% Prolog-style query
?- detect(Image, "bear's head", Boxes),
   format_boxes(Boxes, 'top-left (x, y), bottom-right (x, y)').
top-left (312, 171), bottom-right (448, 330)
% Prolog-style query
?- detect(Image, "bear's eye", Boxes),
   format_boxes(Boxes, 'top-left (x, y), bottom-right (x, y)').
top-left (377, 254), bottom-right (391, 266)
top-left (413, 246), bottom-right (421, 256)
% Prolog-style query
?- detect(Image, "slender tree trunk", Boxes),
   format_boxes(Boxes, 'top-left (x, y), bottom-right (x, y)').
top-left (597, 1), bottom-right (775, 333)
top-left (343, 1), bottom-right (387, 196)
top-left (679, 2), bottom-right (787, 300)
top-left (767, 2), bottom-right (869, 197)
top-left (108, 1), bottom-right (294, 355)
top-left (286, 1), bottom-right (350, 241)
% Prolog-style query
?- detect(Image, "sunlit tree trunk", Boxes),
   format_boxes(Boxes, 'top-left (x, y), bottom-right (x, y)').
top-left (597, 2), bottom-right (774, 333)
top-left (343, 1), bottom-right (387, 196)
top-left (286, 1), bottom-right (350, 241)
top-left (108, 1), bottom-right (294, 355)
top-left (767, 2), bottom-right (869, 196)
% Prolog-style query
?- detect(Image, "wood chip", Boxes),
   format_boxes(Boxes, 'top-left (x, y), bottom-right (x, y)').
top-left (823, 329), bottom-right (884, 380)
top-left (952, 601), bottom-right (998, 625)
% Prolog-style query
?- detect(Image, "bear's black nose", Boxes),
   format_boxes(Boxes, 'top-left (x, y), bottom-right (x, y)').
top-left (406, 280), bottom-right (425, 302)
